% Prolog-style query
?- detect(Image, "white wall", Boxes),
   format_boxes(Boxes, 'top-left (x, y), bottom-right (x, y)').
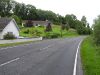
top-left (0, 20), bottom-right (19, 39)
top-left (0, 32), bottom-right (1, 39)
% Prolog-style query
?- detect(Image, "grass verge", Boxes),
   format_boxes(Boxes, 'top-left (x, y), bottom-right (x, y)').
top-left (81, 36), bottom-right (100, 75)
top-left (0, 41), bottom-right (37, 48)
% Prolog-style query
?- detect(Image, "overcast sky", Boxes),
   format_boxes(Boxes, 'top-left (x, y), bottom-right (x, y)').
top-left (15, 0), bottom-right (100, 26)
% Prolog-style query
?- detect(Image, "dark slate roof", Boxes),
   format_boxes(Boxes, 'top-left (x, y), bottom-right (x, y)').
top-left (23, 20), bottom-right (52, 24)
top-left (0, 18), bottom-right (12, 32)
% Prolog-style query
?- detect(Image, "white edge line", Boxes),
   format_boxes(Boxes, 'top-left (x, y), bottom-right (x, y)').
top-left (0, 58), bottom-right (20, 67)
top-left (73, 40), bottom-right (82, 75)
top-left (0, 46), bottom-right (18, 50)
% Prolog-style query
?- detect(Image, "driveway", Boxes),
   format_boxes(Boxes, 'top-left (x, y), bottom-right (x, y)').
top-left (0, 37), bottom-right (84, 75)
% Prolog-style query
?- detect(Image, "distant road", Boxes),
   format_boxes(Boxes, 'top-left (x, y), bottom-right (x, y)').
top-left (0, 37), bottom-right (84, 75)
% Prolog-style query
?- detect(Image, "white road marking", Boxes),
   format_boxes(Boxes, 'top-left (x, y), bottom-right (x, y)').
top-left (73, 40), bottom-right (82, 75)
top-left (40, 44), bottom-right (54, 50)
top-left (0, 58), bottom-right (20, 67)
top-left (0, 44), bottom-right (53, 67)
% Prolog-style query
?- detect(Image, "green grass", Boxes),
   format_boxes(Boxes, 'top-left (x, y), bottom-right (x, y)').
top-left (81, 36), bottom-right (100, 75)
top-left (0, 41), bottom-right (36, 48)
top-left (20, 25), bottom-right (79, 38)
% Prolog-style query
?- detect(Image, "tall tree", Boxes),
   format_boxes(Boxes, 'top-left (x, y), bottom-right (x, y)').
top-left (81, 16), bottom-right (87, 27)
top-left (0, 0), bottom-right (13, 17)
top-left (65, 14), bottom-right (77, 28)
top-left (93, 15), bottom-right (100, 45)
top-left (26, 4), bottom-right (37, 20)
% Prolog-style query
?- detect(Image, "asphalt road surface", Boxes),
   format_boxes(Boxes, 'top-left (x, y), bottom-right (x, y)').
top-left (0, 37), bottom-right (84, 75)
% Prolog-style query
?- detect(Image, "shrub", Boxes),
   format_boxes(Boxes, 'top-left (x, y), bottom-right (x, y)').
top-left (23, 29), bottom-right (29, 34)
top-left (44, 32), bottom-right (60, 39)
top-left (3, 32), bottom-right (16, 40)
top-left (50, 33), bottom-right (60, 38)
top-left (93, 20), bottom-right (100, 45)
top-left (11, 15), bottom-right (22, 25)
top-left (33, 29), bottom-right (42, 37)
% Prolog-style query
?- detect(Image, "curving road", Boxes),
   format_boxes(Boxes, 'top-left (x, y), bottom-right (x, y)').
top-left (0, 37), bottom-right (84, 75)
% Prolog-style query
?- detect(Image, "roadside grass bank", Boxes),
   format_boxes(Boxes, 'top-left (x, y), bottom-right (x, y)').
top-left (81, 36), bottom-right (100, 75)
top-left (0, 41), bottom-right (38, 48)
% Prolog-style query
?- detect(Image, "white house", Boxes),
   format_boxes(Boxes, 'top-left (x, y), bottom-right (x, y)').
top-left (0, 18), bottom-right (19, 39)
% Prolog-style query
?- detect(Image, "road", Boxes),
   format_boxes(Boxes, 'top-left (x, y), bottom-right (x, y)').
top-left (0, 37), bottom-right (84, 75)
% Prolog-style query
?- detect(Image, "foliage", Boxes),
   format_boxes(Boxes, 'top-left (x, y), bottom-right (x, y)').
top-left (3, 32), bottom-right (16, 39)
top-left (44, 32), bottom-right (60, 39)
top-left (20, 25), bottom-right (79, 38)
top-left (75, 20), bottom-right (92, 35)
top-left (0, 0), bottom-right (13, 17)
top-left (65, 24), bottom-right (70, 31)
top-left (65, 14), bottom-right (77, 29)
top-left (93, 16), bottom-right (100, 45)
top-left (76, 20), bottom-right (86, 34)
top-left (20, 27), bottom-right (42, 37)
top-left (30, 29), bottom-right (42, 37)
top-left (61, 24), bottom-right (65, 30)
top-left (11, 15), bottom-right (21, 24)
top-left (81, 16), bottom-right (87, 27)
top-left (61, 24), bottom-right (69, 31)
top-left (23, 29), bottom-right (30, 34)
top-left (13, 3), bottom-right (37, 20)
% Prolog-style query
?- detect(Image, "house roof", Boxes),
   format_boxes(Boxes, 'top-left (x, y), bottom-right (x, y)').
top-left (23, 20), bottom-right (52, 24)
top-left (0, 18), bottom-right (12, 32)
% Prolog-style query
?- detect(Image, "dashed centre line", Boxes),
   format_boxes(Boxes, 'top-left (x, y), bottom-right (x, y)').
top-left (0, 44), bottom-right (54, 67)
top-left (0, 58), bottom-right (20, 67)
top-left (40, 44), bottom-right (53, 50)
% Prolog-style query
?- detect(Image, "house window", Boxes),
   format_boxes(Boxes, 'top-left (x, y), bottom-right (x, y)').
top-left (8, 32), bottom-right (13, 35)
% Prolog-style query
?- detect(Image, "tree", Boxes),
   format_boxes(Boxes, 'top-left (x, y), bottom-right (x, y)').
top-left (11, 15), bottom-right (21, 24)
top-left (37, 9), bottom-right (59, 24)
top-left (93, 15), bottom-right (100, 45)
top-left (86, 23), bottom-right (92, 34)
top-left (65, 23), bottom-right (70, 31)
top-left (26, 4), bottom-right (37, 20)
top-left (81, 16), bottom-right (87, 27)
top-left (57, 14), bottom-right (64, 25)
top-left (65, 14), bottom-right (77, 29)
top-left (0, 0), bottom-right (13, 17)
top-left (61, 24), bottom-right (65, 30)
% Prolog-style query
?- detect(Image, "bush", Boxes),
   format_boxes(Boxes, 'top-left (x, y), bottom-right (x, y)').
top-left (11, 15), bottom-right (22, 25)
top-left (23, 29), bottom-right (30, 34)
top-left (50, 33), bottom-right (60, 38)
top-left (44, 32), bottom-right (60, 39)
top-left (3, 32), bottom-right (16, 40)
top-left (93, 20), bottom-right (100, 45)
top-left (32, 29), bottom-right (42, 37)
